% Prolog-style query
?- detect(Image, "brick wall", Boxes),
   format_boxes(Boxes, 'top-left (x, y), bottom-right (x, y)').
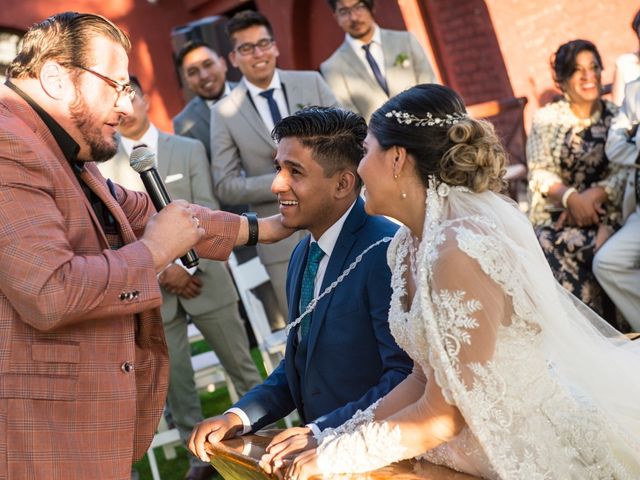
top-left (422, 0), bottom-right (638, 118)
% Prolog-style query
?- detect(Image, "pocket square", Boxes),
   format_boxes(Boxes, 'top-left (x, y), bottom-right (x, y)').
top-left (165, 173), bottom-right (184, 183)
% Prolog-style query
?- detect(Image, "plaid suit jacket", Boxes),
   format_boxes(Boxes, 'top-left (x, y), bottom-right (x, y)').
top-left (0, 84), bottom-right (239, 479)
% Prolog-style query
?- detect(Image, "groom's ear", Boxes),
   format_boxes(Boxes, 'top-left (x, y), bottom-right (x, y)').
top-left (334, 169), bottom-right (357, 199)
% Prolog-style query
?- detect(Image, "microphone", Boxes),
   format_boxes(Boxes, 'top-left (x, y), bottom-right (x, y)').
top-left (129, 145), bottom-right (199, 268)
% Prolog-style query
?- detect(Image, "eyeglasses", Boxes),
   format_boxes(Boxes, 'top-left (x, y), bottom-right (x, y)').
top-left (234, 38), bottom-right (275, 56)
top-left (75, 65), bottom-right (136, 102)
top-left (336, 1), bottom-right (369, 18)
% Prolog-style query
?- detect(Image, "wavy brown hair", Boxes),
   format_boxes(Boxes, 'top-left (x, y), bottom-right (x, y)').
top-left (8, 12), bottom-right (130, 80)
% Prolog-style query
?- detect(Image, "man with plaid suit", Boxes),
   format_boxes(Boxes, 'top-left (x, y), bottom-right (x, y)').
top-left (0, 12), bottom-right (289, 479)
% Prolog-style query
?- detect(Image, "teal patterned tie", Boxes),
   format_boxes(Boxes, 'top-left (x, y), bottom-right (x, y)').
top-left (299, 242), bottom-right (325, 338)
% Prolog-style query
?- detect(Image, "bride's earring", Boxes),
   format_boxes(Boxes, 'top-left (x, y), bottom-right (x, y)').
top-left (393, 156), bottom-right (407, 198)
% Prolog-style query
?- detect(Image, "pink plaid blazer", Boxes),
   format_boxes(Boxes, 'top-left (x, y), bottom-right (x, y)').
top-left (0, 84), bottom-right (239, 479)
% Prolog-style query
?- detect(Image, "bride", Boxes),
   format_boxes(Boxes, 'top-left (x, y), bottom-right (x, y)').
top-left (264, 84), bottom-right (640, 479)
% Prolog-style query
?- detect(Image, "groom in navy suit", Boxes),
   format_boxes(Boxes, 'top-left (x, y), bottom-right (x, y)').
top-left (188, 107), bottom-right (411, 462)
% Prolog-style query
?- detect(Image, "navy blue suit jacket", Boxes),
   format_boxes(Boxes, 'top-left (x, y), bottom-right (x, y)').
top-left (234, 198), bottom-right (412, 431)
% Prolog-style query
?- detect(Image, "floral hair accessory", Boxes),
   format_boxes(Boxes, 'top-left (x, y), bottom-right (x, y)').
top-left (385, 110), bottom-right (467, 127)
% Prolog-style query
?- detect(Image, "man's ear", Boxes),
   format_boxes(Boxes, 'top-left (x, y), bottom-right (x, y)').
top-left (335, 169), bottom-right (357, 199)
top-left (39, 61), bottom-right (67, 100)
top-left (228, 50), bottom-right (238, 69)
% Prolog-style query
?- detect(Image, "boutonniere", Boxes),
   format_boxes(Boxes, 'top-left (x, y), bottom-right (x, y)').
top-left (296, 103), bottom-right (311, 111)
top-left (394, 52), bottom-right (411, 69)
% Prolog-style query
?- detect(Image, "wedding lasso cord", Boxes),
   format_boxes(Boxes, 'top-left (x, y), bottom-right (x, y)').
top-left (284, 236), bottom-right (393, 337)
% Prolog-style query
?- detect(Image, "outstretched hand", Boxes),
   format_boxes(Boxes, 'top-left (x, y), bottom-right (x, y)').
top-left (258, 215), bottom-right (297, 244)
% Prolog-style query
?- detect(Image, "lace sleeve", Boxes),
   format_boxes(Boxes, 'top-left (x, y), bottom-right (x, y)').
top-left (313, 244), bottom-right (505, 477)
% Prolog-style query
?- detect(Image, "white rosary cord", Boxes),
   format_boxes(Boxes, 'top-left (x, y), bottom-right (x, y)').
top-left (285, 236), bottom-right (393, 337)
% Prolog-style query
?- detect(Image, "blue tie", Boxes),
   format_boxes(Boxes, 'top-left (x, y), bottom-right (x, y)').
top-left (299, 242), bottom-right (325, 338)
top-left (362, 43), bottom-right (389, 96)
top-left (259, 88), bottom-right (282, 125)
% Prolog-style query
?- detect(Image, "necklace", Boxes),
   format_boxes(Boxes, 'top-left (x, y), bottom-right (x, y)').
top-left (285, 236), bottom-right (393, 337)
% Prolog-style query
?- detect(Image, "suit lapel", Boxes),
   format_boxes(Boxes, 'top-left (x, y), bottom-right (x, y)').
top-left (229, 83), bottom-right (274, 146)
top-left (339, 41), bottom-right (380, 91)
top-left (80, 165), bottom-right (138, 245)
top-left (304, 199), bottom-right (366, 368)
top-left (284, 239), bottom-right (310, 411)
top-left (381, 29), bottom-right (410, 97)
top-left (156, 133), bottom-right (172, 181)
top-left (280, 70), bottom-right (302, 114)
top-left (193, 97), bottom-right (210, 125)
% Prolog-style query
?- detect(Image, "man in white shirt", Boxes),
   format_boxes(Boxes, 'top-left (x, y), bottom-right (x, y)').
top-left (189, 106), bottom-right (412, 466)
top-left (210, 10), bottom-right (337, 318)
top-left (320, 0), bottom-right (437, 122)
top-left (98, 77), bottom-right (262, 480)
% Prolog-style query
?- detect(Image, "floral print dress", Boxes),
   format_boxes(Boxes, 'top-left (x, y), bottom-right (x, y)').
top-left (527, 99), bottom-right (626, 325)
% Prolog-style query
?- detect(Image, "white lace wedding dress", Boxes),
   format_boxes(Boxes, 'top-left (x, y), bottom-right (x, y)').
top-left (314, 185), bottom-right (640, 479)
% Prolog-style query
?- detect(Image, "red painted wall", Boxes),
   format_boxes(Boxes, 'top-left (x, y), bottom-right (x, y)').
top-left (2, 0), bottom-right (638, 133)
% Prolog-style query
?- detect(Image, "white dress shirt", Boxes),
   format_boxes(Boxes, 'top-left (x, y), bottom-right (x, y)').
top-left (205, 82), bottom-right (232, 110)
top-left (244, 70), bottom-right (290, 132)
top-left (346, 24), bottom-right (385, 79)
top-left (226, 200), bottom-right (357, 435)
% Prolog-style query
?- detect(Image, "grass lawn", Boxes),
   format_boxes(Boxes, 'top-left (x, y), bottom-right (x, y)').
top-left (133, 344), bottom-right (269, 480)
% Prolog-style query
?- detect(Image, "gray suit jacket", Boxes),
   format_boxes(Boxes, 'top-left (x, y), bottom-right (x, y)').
top-left (605, 78), bottom-right (640, 221)
top-left (99, 132), bottom-right (238, 319)
top-left (210, 69), bottom-right (337, 264)
top-left (172, 82), bottom-right (237, 159)
top-left (320, 29), bottom-right (436, 121)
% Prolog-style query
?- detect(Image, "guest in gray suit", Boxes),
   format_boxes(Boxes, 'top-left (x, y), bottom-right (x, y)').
top-left (321, 0), bottom-right (437, 122)
top-left (594, 78), bottom-right (640, 331)
top-left (173, 41), bottom-right (232, 160)
top-left (98, 77), bottom-right (262, 480)
top-left (211, 10), bottom-right (338, 317)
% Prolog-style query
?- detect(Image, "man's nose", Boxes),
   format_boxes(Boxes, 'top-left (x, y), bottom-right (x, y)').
top-left (271, 171), bottom-right (288, 194)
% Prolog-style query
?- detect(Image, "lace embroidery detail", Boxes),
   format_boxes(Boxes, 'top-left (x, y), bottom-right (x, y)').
top-left (314, 398), bottom-right (381, 443)
top-left (317, 421), bottom-right (406, 474)
top-left (316, 188), bottom-right (638, 479)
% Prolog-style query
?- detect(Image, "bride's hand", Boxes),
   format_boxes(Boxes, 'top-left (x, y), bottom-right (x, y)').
top-left (259, 427), bottom-right (317, 474)
top-left (285, 448), bottom-right (321, 480)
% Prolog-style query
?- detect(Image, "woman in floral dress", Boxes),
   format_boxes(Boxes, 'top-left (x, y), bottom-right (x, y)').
top-left (527, 39), bottom-right (625, 325)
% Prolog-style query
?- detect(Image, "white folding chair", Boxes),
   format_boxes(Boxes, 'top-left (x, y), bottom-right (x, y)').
top-left (145, 324), bottom-right (238, 480)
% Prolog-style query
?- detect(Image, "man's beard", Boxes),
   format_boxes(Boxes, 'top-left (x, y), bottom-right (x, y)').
top-left (69, 90), bottom-right (118, 163)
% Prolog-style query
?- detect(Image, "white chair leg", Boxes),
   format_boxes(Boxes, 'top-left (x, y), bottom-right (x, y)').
top-left (147, 448), bottom-right (161, 480)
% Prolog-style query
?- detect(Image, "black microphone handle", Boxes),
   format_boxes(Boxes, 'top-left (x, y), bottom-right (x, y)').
top-left (139, 168), bottom-right (199, 268)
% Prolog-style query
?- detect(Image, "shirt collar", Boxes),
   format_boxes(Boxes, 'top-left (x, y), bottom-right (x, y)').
top-left (311, 200), bottom-right (357, 259)
top-left (119, 123), bottom-right (159, 158)
top-left (244, 70), bottom-right (282, 97)
top-left (5, 79), bottom-right (81, 172)
top-left (205, 82), bottom-right (232, 109)
top-left (345, 23), bottom-right (381, 49)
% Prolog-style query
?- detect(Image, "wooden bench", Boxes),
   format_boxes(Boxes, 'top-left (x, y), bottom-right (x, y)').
top-left (206, 430), bottom-right (481, 480)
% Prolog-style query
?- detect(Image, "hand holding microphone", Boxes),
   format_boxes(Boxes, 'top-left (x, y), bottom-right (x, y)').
top-left (130, 146), bottom-right (200, 269)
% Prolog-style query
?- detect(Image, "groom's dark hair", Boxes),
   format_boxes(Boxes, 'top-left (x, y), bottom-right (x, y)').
top-left (271, 106), bottom-right (366, 186)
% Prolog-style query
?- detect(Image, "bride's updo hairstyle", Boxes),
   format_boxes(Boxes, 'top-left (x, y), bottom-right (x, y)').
top-left (369, 84), bottom-right (506, 193)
